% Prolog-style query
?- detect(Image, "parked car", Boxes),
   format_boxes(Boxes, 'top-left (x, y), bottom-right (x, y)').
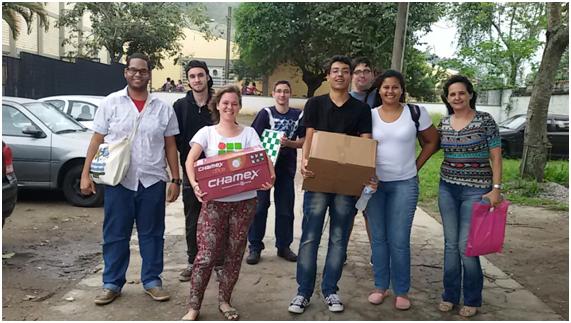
top-left (499, 114), bottom-right (569, 159)
top-left (2, 97), bottom-right (104, 207)
top-left (3, 141), bottom-right (18, 226)
top-left (39, 95), bottom-right (104, 130)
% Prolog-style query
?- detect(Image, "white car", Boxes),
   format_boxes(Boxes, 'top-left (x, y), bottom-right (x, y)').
top-left (39, 95), bottom-right (104, 130)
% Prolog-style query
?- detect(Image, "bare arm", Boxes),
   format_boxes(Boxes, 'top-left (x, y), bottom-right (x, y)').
top-left (80, 132), bottom-right (105, 195)
top-left (483, 147), bottom-right (503, 207)
top-left (185, 143), bottom-right (207, 202)
top-left (416, 125), bottom-right (440, 171)
top-left (281, 136), bottom-right (305, 149)
top-left (165, 136), bottom-right (180, 202)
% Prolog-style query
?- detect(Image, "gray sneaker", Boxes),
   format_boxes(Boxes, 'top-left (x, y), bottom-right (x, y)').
top-left (179, 264), bottom-right (193, 282)
top-left (288, 295), bottom-right (310, 314)
top-left (145, 286), bottom-right (170, 301)
top-left (94, 288), bottom-right (120, 305)
top-left (324, 293), bottom-right (344, 312)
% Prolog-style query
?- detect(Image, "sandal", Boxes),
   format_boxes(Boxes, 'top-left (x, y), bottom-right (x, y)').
top-left (368, 289), bottom-right (389, 305)
top-left (181, 309), bottom-right (200, 321)
top-left (394, 295), bottom-right (411, 310)
top-left (438, 301), bottom-right (454, 312)
top-left (219, 304), bottom-right (239, 321)
top-left (459, 305), bottom-right (477, 317)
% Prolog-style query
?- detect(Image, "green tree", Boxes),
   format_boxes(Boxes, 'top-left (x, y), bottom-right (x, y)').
top-left (448, 2), bottom-right (546, 89)
top-left (234, 2), bottom-right (445, 97)
top-left (404, 48), bottom-right (449, 102)
top-left (520, 3), bottom-right (568, 181)
top-left (2, 2), bottom-right (49, 39)
top-left (58, 3), bottom-right (211, 68)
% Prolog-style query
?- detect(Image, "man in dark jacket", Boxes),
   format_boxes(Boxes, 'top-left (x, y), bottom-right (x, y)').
top-left (173, 60), bottom-right (213, 282)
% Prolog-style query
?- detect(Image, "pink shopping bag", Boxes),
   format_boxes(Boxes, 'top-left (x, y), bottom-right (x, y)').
top-left (465, 199), bottom-right (510, 257)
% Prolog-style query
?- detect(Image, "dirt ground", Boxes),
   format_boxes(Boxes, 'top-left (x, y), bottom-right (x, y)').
top-left (420, 202), bottom-right (569, 320)
top-left (2, 187), bottom-right (568, 320)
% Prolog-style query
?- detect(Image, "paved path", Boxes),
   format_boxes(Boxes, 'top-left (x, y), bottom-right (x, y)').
top-left (43, 178), bottom-right (563, 321)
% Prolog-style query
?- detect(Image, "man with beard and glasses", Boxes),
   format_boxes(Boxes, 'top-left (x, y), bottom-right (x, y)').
top-left (81, 52), bottom-right (180, 305)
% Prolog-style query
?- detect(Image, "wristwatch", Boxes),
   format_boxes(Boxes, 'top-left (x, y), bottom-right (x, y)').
top-left (493, 184), bottom-right (502, 190)
top-left (170, 178), bottom-right (182, 185)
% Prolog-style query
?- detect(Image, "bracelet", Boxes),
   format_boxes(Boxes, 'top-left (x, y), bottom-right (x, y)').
top-left (493, 184), bottom-right (502, 190)
top-left (170, 178), bottom-right (182, 185)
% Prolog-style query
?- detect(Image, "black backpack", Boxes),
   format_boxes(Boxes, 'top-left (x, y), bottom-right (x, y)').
top-left (408, 103), bottom-right (421, 132)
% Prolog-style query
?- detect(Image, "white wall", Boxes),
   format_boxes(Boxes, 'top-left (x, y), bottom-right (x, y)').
top-left (153, 91), bottom-right (566, 124)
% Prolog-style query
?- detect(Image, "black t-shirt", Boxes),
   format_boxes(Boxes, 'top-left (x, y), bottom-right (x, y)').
top-left (302, 94), bottom-right (372, 136)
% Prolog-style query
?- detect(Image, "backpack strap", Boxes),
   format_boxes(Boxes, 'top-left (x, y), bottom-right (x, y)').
top-left (264, 107), bottom-right (275, 129)
top-left (408, 103), bottom-right (421, 132)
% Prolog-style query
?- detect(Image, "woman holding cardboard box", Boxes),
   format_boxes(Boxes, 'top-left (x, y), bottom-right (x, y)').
top-left (365, 70), bottom-right (439, 310)
top-left (182, 85), bottom-right (275, 321)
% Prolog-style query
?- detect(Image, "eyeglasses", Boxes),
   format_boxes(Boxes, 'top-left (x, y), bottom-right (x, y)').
top-left (354, 69), bottom-right (372, 76)
top-left (125, 68), bottom-right (149, 76)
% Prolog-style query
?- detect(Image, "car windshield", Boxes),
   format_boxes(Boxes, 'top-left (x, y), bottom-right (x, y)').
top-left (499, 115), bottom-right (526, 130)
top-left (22, 101), bottom-right (86, 133)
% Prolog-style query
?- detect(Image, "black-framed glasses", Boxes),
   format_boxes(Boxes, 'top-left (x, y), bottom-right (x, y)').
top-left (354, 69), bottom-right (372, 76)
top-left (125, 67), bottom-right (149, 76)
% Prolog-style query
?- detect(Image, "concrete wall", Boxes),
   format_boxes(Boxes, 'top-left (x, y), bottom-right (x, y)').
top-left (479, 89), bottom-right (569, 122)
top-left (152, 92), bottom-right (504, 124)
top-left (152, 29), bottom-right (239, 91)
top-left (269, 64), bottom-right (330, 98)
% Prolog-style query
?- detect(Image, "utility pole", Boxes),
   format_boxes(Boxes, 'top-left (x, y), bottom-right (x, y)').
top-left (391, 2), bottom-right (409, 72)
top-left (224, 6), bottom-right (232, 83)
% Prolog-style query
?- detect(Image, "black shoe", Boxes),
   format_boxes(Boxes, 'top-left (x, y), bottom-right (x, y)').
top-left (246, 251), bottom-right (261, 265)
top-left (277, 247), bottom-right (297, 262)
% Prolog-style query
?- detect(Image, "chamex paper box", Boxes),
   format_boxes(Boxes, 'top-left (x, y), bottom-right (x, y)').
top-left (194, 145), bottom-right (271, 201)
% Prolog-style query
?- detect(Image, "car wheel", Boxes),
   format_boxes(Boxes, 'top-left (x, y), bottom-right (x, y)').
top-left (62, 164), bottom-right (104, 207)
top-left (501, 142), bottom-right (511, 158)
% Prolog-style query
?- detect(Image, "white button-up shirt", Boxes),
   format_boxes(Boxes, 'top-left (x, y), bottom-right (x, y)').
top-left (92, 87), bottom-right (179, 191)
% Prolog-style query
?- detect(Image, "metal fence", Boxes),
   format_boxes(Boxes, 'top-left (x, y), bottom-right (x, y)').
top-left (2, 52), bottom-right (127, 99)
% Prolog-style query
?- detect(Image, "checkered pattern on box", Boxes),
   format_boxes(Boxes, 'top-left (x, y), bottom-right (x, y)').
top-left (261, 129), bottom-right (284, 164)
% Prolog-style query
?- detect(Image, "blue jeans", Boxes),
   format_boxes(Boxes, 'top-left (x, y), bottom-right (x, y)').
top-left (296, 191), bottom-right (357, 299)
top-left (365, 177), bottom-right (418, 295)
top-left (102, 181), bottom-right (166, 292)
top-left (438, 180), bottom-right (491, 307)
top-left (248, 166), bottom-right (295, 252)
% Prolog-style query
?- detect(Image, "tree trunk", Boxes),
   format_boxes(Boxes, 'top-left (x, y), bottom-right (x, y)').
top-left (520, 10), bottom-right (569, 180)
top-left (301, 69), bottom-right (325, 98)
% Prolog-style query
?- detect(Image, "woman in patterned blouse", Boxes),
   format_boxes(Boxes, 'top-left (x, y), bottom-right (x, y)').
top-left (436, 75), bottom-right (503, 317)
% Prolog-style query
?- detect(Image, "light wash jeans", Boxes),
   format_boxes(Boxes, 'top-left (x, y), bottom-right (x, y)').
top-left (365, 176), bottom-right (418, 295)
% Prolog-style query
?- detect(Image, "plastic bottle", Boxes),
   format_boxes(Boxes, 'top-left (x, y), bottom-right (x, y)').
top-left (355, 185), bottom-right (375, 211)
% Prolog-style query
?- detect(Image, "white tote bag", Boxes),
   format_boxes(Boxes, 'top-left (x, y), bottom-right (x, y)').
top-left (90, 101), bottom-right (148, 186)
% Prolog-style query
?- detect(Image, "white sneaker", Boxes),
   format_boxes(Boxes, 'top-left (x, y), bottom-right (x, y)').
top-left (324, 293), bottom-right (344, 312)
top-left (288, 295), bottom-right (310, 314)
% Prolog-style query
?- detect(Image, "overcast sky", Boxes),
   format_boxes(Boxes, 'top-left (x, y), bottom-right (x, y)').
top-left (416, 18), bottom-right (458, 59)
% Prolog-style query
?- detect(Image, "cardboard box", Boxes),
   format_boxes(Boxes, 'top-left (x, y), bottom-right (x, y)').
top-left (194, 145), bottom-right (271, 201)
top-left (302, 131), bottom-right (377, 196)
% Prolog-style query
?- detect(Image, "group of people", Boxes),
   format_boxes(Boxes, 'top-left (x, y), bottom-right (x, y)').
top-left (162, 77), bottom-right (185, 92)
top-left (241, 81), bottom-right (261, 95)
top-left (80, 52), bottom-right (503, 321)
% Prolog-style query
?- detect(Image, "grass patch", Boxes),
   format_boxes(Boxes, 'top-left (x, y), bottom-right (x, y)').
top-left (418, 113), bottom-right (568, 212)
